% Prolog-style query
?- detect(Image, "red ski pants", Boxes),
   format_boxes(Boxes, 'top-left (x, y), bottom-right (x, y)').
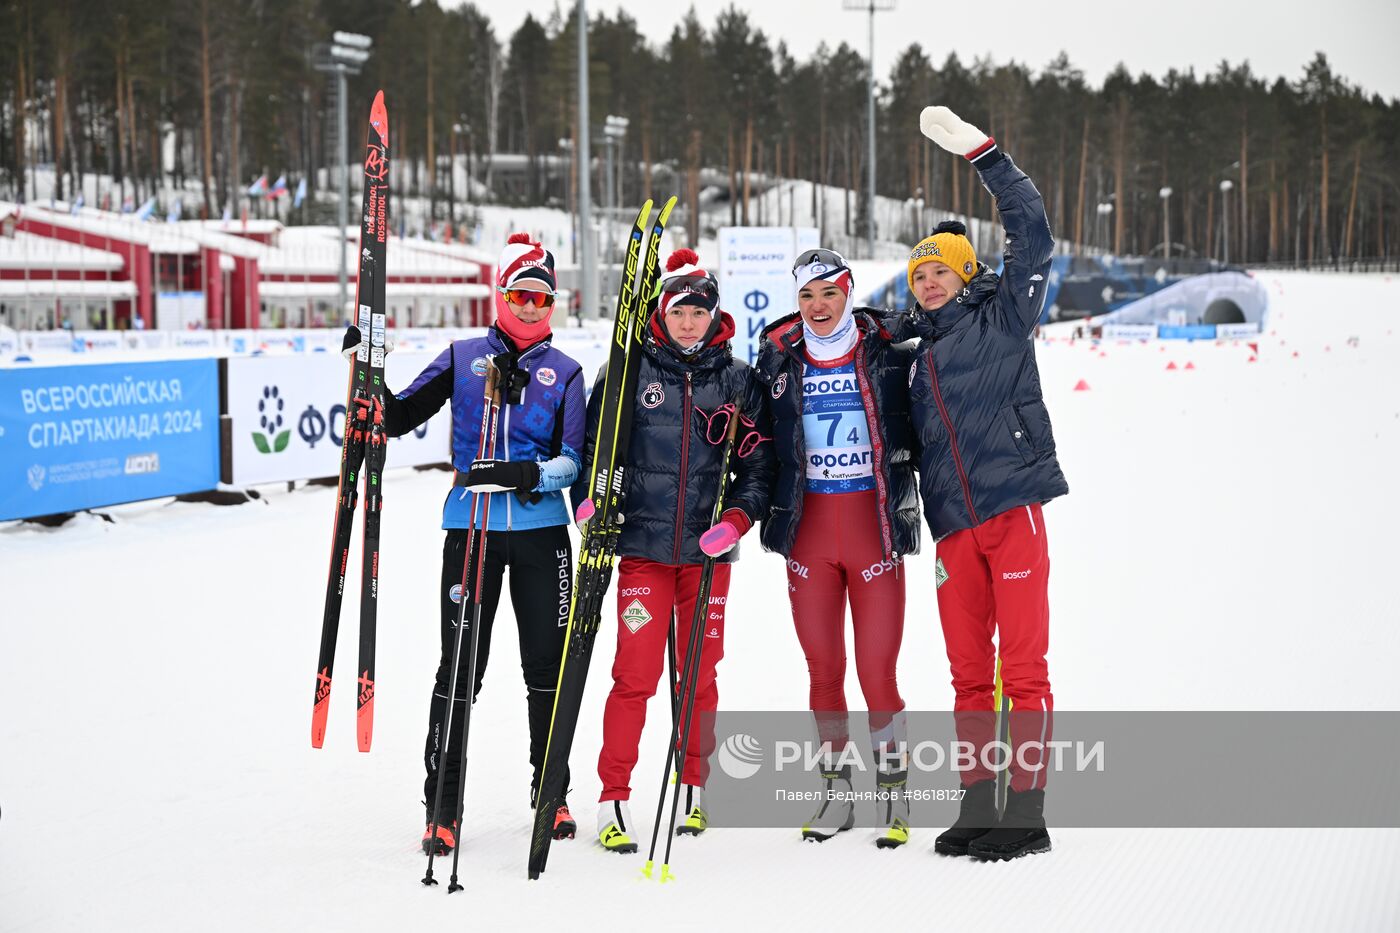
top-left (936, 502), bottom-right (1054, 792)
top-left (597, 556), bottom-right (732, 801)
top-left (785, 490), bottom-right (906, 751)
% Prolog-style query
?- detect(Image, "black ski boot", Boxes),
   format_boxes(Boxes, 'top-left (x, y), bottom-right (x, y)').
top-left (968, 787), bottom-right (1051, 861)
top-left (933, 778), bottom-right (997, 856)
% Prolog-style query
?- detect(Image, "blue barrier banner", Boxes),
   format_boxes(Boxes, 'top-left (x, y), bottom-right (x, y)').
top-left (0, 359), bottom-right (220, 520)
top-left (1157, 324), bottom-right (1217, 341)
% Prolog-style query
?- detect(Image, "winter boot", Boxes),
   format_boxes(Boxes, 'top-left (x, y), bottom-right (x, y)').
top-left (421, 814), bottom-right (458, 856)
top-left (596, 800), bottom-right (640, 854)
top-left (675, 784), bottom-right (708, 836)
top-left (801, 763), bottom-right (855, 842)
top-left (553, 800), bottom-right (577, 840)
top-left (530, 783), bottom-right (577, 841)
top-left (968, 787), bottom-right (1051, 861)
top-left (933, 778), bottom-right (997, 856)
top-left (874, 768), bottom-right (911, 849)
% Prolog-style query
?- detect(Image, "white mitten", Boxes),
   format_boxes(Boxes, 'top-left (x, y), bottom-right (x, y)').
top-left (919, 106), bottom-right (990, 157)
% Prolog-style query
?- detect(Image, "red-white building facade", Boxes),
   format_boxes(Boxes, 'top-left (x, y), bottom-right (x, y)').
top-left (0, 203), bottom-right (494, 331)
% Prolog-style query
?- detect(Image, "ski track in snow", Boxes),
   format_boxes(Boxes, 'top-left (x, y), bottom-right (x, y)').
top-left (3, 271), bottom-right (1399, 931)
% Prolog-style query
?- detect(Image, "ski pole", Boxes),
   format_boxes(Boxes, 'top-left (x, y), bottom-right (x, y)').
top-left (993, 656), bottom-right (1011, 818)
top-left (643, 394), bottom-right (743, 883)
top-left (424, 360), bottom-right (501, 889)
top-left (667, 611), bottom-right (679, 732)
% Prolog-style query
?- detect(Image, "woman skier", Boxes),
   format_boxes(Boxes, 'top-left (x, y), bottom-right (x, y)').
top-left (348, 232), bottom-right (587, 855)
top-left (755, 248), bottom-right (921, 848)
top-left (883, 106), bottom-right (1068, 861)
top-left (575, 248), bottom-right (773, 854)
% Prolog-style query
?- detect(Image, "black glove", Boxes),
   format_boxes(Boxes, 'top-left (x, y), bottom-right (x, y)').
top-left (462, 458), bottom-right (541, 493)
top-left (341, 325), bottom-right (363, 360)
top-left (342, 325), bottom-right (393, 360)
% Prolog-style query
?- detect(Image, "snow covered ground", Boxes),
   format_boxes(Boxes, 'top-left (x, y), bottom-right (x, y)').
top-left (3, 271), bottom-right (1399, 931)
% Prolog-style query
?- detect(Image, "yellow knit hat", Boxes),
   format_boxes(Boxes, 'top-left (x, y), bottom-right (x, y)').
top-left (907, 221), bottom-right (977, 291)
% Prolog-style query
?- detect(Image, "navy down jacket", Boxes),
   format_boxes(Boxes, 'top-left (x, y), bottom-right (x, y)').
top-left (570, 312), bottom-right (774, 566)
top-left (882, 151), bottom-right (1068, 540)
top-left (753, 310), bottom-right (920, 560)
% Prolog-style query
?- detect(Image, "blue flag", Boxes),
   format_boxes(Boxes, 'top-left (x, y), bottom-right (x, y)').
top-left (293, 178), bottom-right (307, 209)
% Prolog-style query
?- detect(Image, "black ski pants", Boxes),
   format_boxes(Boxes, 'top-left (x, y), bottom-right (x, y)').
top-left (423, 524), bottom-right (573, 820)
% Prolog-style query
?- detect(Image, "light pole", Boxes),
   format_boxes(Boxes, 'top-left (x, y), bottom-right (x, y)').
top-left (843, 0), bottom-right (894, 259)
top-left (603, 115), bottom-right (628, 265)
top-left (1219, 178), bottom-right (1234, 266)
top-left (576, 0), bottom-right (596, 320)
top-left (313, 31), bottom-right (372, 321)
top-left (1159, 186), bottom-right (1172, 262)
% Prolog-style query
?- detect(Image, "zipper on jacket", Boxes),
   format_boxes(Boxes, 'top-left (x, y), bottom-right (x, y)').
top-left (503, 398), bottom-right (512, 530)
top-left (853, 341), bottom-right (895, 561)
top-left (500, 341), bottom-right (543, 532)
top-left (925, 348), bottom-right (979, 526)
top-left (672, 372), bottom-right (693, 564)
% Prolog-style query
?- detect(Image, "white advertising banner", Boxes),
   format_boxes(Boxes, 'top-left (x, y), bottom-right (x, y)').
top-left (226, 351), bottom-right (452, 485)
top-left (1102, 324), bottom-right (1159, 341)
top-left (718, 227), bottom-right (819, 365)
top-left (156, 292), bottom-right (207, 331)
top-left (1215, 322), bottom-right (1263, 339)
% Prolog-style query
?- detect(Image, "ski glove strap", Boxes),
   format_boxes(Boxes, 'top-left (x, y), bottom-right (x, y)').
top-left (491, 351), bottom-right (532, 405)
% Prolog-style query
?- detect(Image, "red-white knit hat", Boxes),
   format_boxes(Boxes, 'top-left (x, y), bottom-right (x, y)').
top-left (497, 232), bottom-right (557, 293)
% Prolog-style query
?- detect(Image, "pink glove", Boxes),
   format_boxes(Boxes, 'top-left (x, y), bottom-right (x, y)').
top-left (699, 521), bottom-right (741, 557)
top-left (574, 499), bottom-right (596, 524)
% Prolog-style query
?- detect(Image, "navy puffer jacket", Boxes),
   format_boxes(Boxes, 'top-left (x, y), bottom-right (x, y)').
top-left (753, 310), bottom-right (921, 560)
top-left (882, 152), bottom-right (1068, 539)
top-left (571, 312), bottom-right (774, 565)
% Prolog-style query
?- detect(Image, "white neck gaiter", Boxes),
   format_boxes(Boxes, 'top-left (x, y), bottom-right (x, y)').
top-left (795, 261), bottom-right (857, 361)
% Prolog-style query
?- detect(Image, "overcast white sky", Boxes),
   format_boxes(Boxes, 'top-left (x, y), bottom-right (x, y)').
top-left (451, 0), bottom-right (1400, 100)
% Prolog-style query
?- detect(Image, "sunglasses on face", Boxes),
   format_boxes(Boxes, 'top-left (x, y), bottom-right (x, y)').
top-left (793, 248), bottom-right (849, 272)
top-left (500, 288), bottom-right (555, 308)
top-left (661, 271), bottom-right (719, 300)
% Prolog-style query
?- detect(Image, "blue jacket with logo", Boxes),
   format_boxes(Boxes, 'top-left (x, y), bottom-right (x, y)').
top-left (880, 151), bottom-right (1068, 539)
top-left (385, 327), bottom-right (586, 532)
top-left (569, 312), bottom-right (774, 566)
top-left (753, 310), bottom-right (921, 560)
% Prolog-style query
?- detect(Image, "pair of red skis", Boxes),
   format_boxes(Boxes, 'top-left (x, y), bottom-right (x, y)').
top-left (311, 91), bottom-right (390, 753)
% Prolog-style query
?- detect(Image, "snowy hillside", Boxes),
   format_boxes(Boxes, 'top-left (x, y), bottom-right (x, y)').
top-left (2, 271), bottom-right (1399, 931)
